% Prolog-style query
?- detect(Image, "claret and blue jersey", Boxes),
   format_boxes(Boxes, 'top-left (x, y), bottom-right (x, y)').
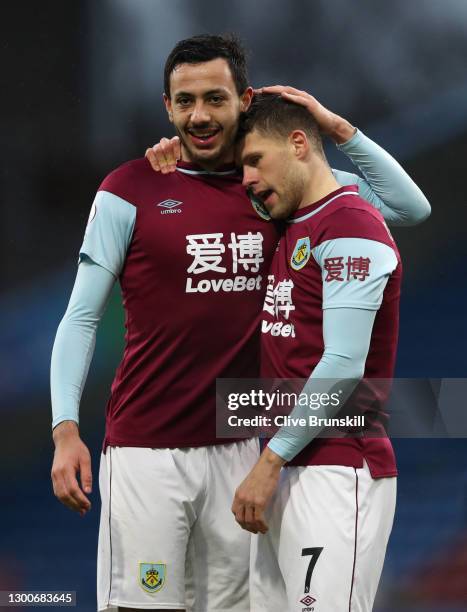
top-left (80, 158), bottom-right (281, 449)
top-left (261, 185), bottom-right (402, 477)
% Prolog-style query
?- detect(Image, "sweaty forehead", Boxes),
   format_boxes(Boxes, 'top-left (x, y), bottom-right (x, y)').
top-left (170, 58), bottom-right (236, 96)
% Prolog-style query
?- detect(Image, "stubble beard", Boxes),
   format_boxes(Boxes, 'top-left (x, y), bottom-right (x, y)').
top-left (273, 165), bottom-right (305, 220)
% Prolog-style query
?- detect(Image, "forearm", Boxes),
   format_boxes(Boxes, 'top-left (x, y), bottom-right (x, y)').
top-left (335, 129), bottom-right (431, 226)
top-left (268, 308), bottom-right (376, 462)
top-left (51, 314), bottom-right (97, 428)
top-left (51, 260), bottom-right (115, 429)
top-left (267, 353), bottom-right (363, 462)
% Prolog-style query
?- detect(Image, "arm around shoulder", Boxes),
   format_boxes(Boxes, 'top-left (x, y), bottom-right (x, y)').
top-left (336, 129), bottom-right (431, 226)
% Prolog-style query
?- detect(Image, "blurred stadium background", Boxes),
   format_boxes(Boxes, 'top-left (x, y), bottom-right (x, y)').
top-left (1, 1), bottom-right (467, 609)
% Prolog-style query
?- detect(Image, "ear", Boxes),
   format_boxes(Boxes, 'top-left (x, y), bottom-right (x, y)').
top-left (289, 130), bottom-right (309, 160)
top-left (163, 93), bottom-right (173, 123)
top-left (240, 87), bottom-right (254, 112)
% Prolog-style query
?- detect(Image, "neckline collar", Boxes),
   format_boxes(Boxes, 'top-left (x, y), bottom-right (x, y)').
top-left (290, 184), bottom-right (359, 221)
top-left (176, 160), bottom-right (238, 176)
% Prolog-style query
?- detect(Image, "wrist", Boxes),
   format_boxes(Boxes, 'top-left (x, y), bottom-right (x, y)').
top-left (53, 420), bottom-right (79, 445)
top-left (262, 446), bottom-right (287, 469)
top-left (330, 119), bottom-right (357, 145)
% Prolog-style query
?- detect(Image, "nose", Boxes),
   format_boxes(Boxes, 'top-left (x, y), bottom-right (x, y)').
top-left (242, 167), bottom-right (259, 188)
top-left (190, 101), bottom-right (210, 124)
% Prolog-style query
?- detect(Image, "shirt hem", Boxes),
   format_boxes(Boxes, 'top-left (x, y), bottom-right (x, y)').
top-left (103, 435), bottom-right (246, 450)
top-left (286, 461), bottom-right (398, 479)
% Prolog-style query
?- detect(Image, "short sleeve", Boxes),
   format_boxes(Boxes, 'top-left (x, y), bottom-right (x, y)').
top-left (312, 237), bottom-right (398, 310)
top-left (79, 190), bottom-right (136, 277)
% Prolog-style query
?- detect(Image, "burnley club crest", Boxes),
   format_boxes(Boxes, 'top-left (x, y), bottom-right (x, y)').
top-left (139, 563), bottom-right (166, 594)
top-left (291, 237), bottom-right (311, 270)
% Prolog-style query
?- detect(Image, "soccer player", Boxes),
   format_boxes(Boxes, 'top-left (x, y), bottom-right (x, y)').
top-left (50, 36), bottom-right (429, 612)
top-left (231, 91), bottom-right (405, 611)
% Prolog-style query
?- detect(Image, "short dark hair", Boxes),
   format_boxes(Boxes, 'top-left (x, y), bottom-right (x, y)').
top-left (164, 34), bottom-right (249, 97)
top-left (241, 93), bottom-right (324, 154)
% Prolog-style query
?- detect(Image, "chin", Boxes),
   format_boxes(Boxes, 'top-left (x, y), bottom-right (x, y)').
top-left (190, 146), bottom-right (224, 163)
top-left (268, 202), bottom-right (291, 221)
top-left (195, 147), bottom-right (221, 158)
top-left (270, 210), bottom-right (288, 221)
top-left (265, 205), bottom-right (283, 220)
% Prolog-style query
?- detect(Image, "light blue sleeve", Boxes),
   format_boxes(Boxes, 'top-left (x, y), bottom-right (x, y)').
top-left (312, 237), bottom-right (397, 310)
top-left (268, 307), bottom-right (376, 462)
top-left (79, 190), bottom-right (136, 277)
top-left (332, 129), bottom-right (431, 226)
top-left (50, 260), bottom-right (116, 429)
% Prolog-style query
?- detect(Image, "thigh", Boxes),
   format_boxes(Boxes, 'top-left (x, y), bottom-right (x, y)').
top-left (97, 447), bottom-right (198, 611)
top-left (351, 465), bottom-right (396, 612)
top-left (271, 464), bottom-right (396, 612)
top-left (188, 439), bottom-right (260, 612)
top-left (275, 465), bottom-right (362, 611)
top-left (249, 471), bottom-right (289, 612)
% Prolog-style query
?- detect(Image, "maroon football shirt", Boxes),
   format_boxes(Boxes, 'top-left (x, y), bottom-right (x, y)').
top-left (261, 186), bottom-right (401, 477)
top-left (82, 158), bottom-right (281, 449)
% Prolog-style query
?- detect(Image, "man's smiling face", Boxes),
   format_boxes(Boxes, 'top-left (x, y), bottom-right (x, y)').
top-left (164, 58), bottom-right (252, 170)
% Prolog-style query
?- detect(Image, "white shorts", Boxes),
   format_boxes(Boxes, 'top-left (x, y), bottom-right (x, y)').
top-left (250, 461), bottom-right (396, 612)
top-left (97, 439), bottom-right (260, 611)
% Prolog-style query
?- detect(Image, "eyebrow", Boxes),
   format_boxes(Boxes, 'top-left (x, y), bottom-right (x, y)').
top-left (173, 88), bottom-right (231, 98)
top-left (241, 152), bottom-right (260, 165)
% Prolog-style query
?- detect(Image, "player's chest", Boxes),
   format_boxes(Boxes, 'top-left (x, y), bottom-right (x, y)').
top-left (265, 229), bottom-right (323, 320)
top-left (128, 186), bottom-right (281, 283)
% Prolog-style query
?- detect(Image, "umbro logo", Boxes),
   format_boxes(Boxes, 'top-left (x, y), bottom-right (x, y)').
top-left (157, 199), bottom-right (183, 215)
top-left (300, 594), bottom-right (316, 609)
